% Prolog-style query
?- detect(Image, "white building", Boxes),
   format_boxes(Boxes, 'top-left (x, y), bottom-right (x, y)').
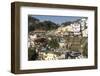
top-left (82, 29), bottom-right (88, 37)
top-left (55, 23), bottom-right (81, 36)
top-left (71, 23), bottom-right (81, 36)
top-left (55, 18), bottom-right (88, 36)
top-left (80, 18), bottom-right (88, 30)
top-left (28, 34), bottom-right (37, 47)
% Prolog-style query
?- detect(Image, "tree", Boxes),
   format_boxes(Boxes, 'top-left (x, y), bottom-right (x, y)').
top-left (28, 47), bottom-right (39, 60)
top-left (42, 21), bottom-right (59, 30)
top-left (82, 42), bottom-right (88, 57)
top-left (28, 16), bottom-right (40, 32)
top-left (62, 21), bottom-right (72, 26)
top-left (28, 16), bottom-right (59, 32)
top-left (48, 38), bottom-right (59, 49)
top-left (28, 15), bottom-right (39, 23)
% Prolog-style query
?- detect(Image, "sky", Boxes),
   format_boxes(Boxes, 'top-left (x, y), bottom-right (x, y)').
top-left (31, 15), bottom-right (84, 25)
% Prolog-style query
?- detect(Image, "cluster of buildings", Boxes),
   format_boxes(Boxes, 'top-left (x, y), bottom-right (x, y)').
top-left (55, 18), bottom-right (88, 37)
top-left (28, 18), bottom-right (88, 60)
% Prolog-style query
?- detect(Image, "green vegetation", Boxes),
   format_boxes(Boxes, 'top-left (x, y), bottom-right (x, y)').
top-left (48, 38), bottom-right (59, 49)
top-left (28, 16), bottom-right (88, 60)
top-left (82, 42), bottom-right (88, 57)
top-left (28, 16), bottom-right (59, 32)
top-left (28, 47), bottom-right (38, 60)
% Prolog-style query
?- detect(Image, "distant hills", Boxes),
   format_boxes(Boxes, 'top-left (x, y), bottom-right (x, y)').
top-left (28, 16), bottom-right (59, 32)
top-left (28, 15), bottom-right (85, 32)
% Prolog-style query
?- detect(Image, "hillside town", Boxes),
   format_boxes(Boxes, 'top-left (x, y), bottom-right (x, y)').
top-left (28, 16), bottom-right (88, 61)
